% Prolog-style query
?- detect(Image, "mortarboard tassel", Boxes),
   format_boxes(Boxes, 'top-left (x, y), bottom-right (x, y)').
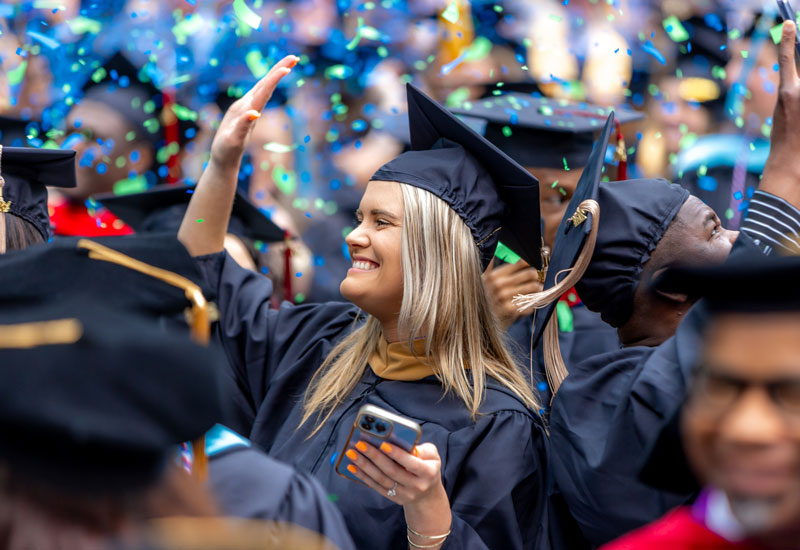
top-left (0, 145), bottom-right (7, 254)
top-left (512, 199), bottom-right (600, 394)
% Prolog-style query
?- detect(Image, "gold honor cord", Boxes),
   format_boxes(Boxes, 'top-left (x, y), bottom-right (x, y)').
top-left (0, 145), bottom-right (7, 254)
top-left (0, 318), bottom-right (83, 349)
top-left (76, 238), bottom-right (211, 481)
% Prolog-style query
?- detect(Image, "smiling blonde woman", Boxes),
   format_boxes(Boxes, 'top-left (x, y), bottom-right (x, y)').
top-left (179, 56), bottom-right (554, 550)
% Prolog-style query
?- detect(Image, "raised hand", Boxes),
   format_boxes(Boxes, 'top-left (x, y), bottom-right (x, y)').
top-left (210, 55), bottom-right (299, 168)
top-left (760, 21), bottom-right (800, 208)
top-left (483, 259), bottom-right (541, 329)
top-left (179, 55), bottom-right (297, 257)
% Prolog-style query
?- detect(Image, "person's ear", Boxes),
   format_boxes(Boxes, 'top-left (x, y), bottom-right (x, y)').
top-left (650, 267), bottom-right (690, 304)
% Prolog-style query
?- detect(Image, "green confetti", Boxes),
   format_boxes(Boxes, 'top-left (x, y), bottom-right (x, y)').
top-left (445, 86), bottom-right (471, 107)
top-left (7, 61), bottom-right (27, 86)
top-left (563, 158), bottom-right (570, 171)
top-left (698, 164), bottom-right (708, 176)
top-left (549, 14), bottom-right (563, 23)
top-left (501, 126), bottom-right (512, 137)
top-left (725, 208), bottom-right (734, 220)
top-left (441, 0), bottom-right (459, 23)
top-left (556, 301), bottom-right (574, 333)
top-left (233, 0), bottom-right (262, 29)
top-left (171, 104), bottom-right (198, 122)
top-left (538, 105), bottom-right (554, 116)
top-left (196, 219), bottom-right (205, 223)
top-left (294, 293), bottom-right (306, 304)
top-left (245, 50), bottom-right (269, 78)
top-left (770, 23), bottom-right (784, 45)
top-left (740, 50), bottom-right (749, 59)
top-left (67, 16), bottom-right (101, 35)
top-left (324, 64), bottom-right (353, 80)
top-left (662, 15), bottom-right (689, 42)
top-left (112, 175), bottom-right (148, 195)
top-left (273, 165), bottom-right (297, 195)
top-left (463, 36), bottom-right (493, 62)
top-left (263, 142), bottom-right (295, 153)
top-left (494, 242), bottom-right (521, 265)
top-left (551, 180), bottom-right (559, 188)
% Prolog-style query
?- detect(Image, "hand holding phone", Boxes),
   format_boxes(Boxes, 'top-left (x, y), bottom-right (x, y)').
top-left (335, 404), bottom-right (422, 484)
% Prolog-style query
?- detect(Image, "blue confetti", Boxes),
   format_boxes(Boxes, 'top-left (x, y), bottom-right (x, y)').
top-left (697, 175), bottom-right (718, 192)
top-left (26, 31), bottom-right (60, 50)
top-left (641, 40), bottom-right (666, 65)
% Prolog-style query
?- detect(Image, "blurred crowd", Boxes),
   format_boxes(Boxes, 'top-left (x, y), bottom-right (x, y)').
top-left (0, 0), bottom-right (784, 302)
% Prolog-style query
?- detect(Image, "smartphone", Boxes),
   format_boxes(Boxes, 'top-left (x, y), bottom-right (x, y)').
top-left (777, 0), bottom-right (800, 58)
top-left (334, 404), bottom-right (422, 483)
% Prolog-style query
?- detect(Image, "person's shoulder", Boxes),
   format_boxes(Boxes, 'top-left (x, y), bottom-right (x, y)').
top-left (598, 507), bottom-right (725, 550)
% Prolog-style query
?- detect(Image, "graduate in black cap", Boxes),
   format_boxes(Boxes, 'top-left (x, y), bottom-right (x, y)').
top-left (0, 301), bottom-right (223, 549)
top-left (452, 93), bottom-right (642, 398)
top-left (178, 55), bottom-right (552, 549)
top-left (0, 145), bottom-right (76, 253)
top-left (514, 21), bottom-right (800, 548)
top-left (49, 52), bottom-right (197, 238)
top-left (0, 234), bottom-right (356, 550)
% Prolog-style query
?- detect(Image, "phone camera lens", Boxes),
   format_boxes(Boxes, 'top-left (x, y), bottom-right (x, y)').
top-left (360, 419), bottom-right (373, 430)
top-left (364, 415), bottom-right (376, 424)
top-left (375, 422), bottom-right (387, 433)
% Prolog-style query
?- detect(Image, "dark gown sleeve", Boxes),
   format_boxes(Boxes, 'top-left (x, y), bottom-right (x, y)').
top-left (440, 410), bottom-right (551, 550)
top-left (194, 251), bottom-right (360, 436)
top-left (209, 446), bottom-right (356, 550)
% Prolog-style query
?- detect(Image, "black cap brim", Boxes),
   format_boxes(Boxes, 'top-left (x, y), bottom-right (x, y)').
top-left (97, 184), bottom-right (285, 243)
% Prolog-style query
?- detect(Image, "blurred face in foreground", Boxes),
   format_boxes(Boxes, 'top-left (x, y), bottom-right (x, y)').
top-left (683, 312), bottom-right (800, 544)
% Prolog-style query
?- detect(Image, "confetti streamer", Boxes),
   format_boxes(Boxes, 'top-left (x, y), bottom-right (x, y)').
top-left (641, 39), bottom-right (666, 65)
top-left (233, 0), bottom-right (262, 30)
top-left (494, 242), bottom-right (521, 264)
top-left (441, 0), bottom-right (460, 24)
top-left (26, 31), bottom-right (60, 50)
top-left (662, 16), bottom-right (689, 42)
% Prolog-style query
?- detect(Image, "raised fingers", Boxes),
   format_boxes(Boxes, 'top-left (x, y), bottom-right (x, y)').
top-left (779, 21), bottom-right (798, 87)
top-left (248, 55), bottom-right (300, 111)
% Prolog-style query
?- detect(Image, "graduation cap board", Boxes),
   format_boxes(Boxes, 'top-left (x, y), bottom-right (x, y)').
top-left (450, 93), bottom-right (643, 170)
top-left (371, 83), bottom-right (542, 270)
top-left (96, 183), bottom-right (285, 243)
top-left (0, 146), bottom-right (77, 249)
top-left (0, 300), bottom-right (224, 494)
top-left (512, 112), bottom-right (615, 391)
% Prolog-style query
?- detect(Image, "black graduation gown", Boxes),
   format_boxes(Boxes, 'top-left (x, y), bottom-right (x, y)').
top-left (507, 304), bottom-right (620, 407)
top-left (196, 251), bottom-right (552, 550)
top-left (547, 234), bottom-right (761, 547)
top-left (206, 425), bottom-right (356, 550)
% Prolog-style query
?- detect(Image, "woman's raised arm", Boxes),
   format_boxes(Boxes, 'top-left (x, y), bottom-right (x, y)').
top-left (178, 55), bottom-right (298, 257)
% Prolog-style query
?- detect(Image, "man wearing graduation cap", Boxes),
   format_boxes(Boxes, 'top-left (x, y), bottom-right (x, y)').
top-left (0, 145), bottom-right (77, 253)
top-left (601, 254), bottom-right (800, 549)
top-left (515, 20), bottom-right (800, 548)
top-left (451, 94), bottom-right (641, 395)
top-left (49, 52), bottom-right (196, 237)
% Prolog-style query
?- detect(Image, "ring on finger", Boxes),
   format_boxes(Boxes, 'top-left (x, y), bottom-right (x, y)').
top-left (387, 481), bottom-right (398, 497)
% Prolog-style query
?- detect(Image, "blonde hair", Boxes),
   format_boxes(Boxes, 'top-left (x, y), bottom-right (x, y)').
top-left (301, 183), bottom-right (540, 432)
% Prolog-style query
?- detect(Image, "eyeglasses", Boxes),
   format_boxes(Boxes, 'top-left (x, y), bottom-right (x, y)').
top-left (690, 366), bottom-right (800, 423)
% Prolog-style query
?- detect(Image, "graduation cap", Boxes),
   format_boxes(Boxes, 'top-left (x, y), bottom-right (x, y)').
top-left (656, 252), bottom-right (800, 314)
top-left (0, 146), bottom-right (77, 244)
top-left (96, 183), bottom-right (285, 243)
top-left (0, 116), bottom-right (42, 147)
top-left (0, 234), bottom-right (215, 343)
top-left (371, 84), bottom-right (542, 270)
top-left (450, 93), bottom-right (643, 171)
top-left (513, 114), bottom-right (690, 391)
top-left (81, 52), bottom-right (197, 149)
top-left (0, 301), bottom-right (224, 493)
